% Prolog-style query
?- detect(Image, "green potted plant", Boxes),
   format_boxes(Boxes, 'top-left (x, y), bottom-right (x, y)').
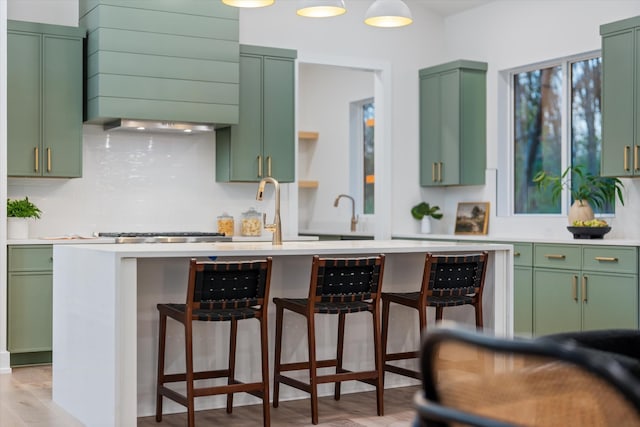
top-left (533, 164), bottom-right (624, 224)
top-left (7, 197), bottom-right (42, 239)
top-left (411, 202), bottom-right (443, 234)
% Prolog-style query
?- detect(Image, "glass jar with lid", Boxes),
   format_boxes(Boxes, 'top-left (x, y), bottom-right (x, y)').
top-left (241, 207), bottom-right (262, 236)
top-left (217, 212), bottom-right (234, 236)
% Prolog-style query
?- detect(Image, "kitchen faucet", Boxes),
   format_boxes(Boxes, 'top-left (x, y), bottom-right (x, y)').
top-left (256, 176), bottom-right (282, 245)
top-left (333, 194), bottom-right (358, 232)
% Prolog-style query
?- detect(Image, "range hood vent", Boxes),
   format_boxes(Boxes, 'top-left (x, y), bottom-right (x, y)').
top-left (80, 1), bottom-right (240, 128)
top-left (104, 119), bottom-right (214, 134)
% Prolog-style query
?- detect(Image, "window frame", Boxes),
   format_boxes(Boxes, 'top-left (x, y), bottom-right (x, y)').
top-left (501, 50), bottom-right (603, 218)
top-left (349, 97), bottom-right (375, 217)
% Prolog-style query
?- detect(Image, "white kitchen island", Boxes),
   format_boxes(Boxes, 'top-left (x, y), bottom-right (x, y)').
top-left (52, 239), bottom-right (512, 427)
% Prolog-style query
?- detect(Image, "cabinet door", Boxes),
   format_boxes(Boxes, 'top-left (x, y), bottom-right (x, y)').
top-left (439, 69), bottom-right (460, 185)
top-left (419, 73), bottom-right (442, 186)
top-left (601, 28), bottom-right (636, 176)
top-left (263, 55), bottom-right (295, 182)
top-left (533, 269), bottom-right (581, 335)
top-left (7, 31), bottom-right (41, 177)
top-left (43, 35), bottom-right (83, 177)
top-left (230, 53), bottom-right (263, 181)
top-left (514, 266), bottom-right (533, 336)
top-left (8, 272), bottom-right (53, 353)
top-left (581, 273), bottom-right (638, 331)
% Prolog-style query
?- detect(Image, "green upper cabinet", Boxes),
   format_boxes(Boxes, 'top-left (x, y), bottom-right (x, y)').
top-left (419, 60), bottom-right (487, 186)
top-left (216, 45), bottom-right (297, 183)
top-left (79, 0), bottom-right (239, 125)
top-left (600, 16), bottom-right (640, 177)
top-left (8, 21), bottom-right (84, 178)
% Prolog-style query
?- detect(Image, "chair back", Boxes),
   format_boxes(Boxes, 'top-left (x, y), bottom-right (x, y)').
top-left (415, 326), bottom-right (640, 427)
top-left (307, 255), bottom-right (385, 304)
top-left (421, 251), bottom-right (488, 300)
top-left (186, 258), bottom-right (272, 311)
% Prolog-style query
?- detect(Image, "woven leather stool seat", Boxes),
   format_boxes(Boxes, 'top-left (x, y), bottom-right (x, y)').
top-left (272, 255), bottom-right (386, 425)
top-left (155, 258), bottom-right (273, 427)
top-left (381, 252), bottom-right (488, 380)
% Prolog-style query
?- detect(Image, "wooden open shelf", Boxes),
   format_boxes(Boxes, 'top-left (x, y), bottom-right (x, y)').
top-left (298, 131), bottom-right (319, 140)
top-left (298, 180), bottom-right (319, 189)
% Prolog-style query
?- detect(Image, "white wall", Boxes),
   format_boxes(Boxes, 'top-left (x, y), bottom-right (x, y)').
top-left (440, 0), bottom-right (640, 239)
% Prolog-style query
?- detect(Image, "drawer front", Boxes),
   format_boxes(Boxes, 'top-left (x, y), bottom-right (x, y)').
top-left (512, 242), bottom-right (533, 267)
top-left (582, 246), bottom-right (637, 275)
top-left (8, 245), bottom-right (53, 272)
top-left (534, 244), bottom-right (581, 269)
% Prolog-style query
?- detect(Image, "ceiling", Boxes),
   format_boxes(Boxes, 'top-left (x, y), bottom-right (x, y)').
top-left (412, 0), bottom-right (493, 17)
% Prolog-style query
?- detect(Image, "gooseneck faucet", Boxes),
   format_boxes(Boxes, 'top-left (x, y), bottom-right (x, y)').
top-left (334, 194), bottom-right (358, 232)
top-left (256, 176), bottom-right (282, 245)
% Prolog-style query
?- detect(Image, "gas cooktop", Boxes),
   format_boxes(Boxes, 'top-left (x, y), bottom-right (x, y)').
top-left (97, 231), bottom-right (232, 244)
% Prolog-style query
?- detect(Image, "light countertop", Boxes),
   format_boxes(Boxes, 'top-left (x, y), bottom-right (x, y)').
top-left (392, 233), bottom-right (640, 246)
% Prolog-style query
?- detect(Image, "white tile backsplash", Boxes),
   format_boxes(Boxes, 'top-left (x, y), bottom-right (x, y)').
top-left (8, 125), bottom-right (286, 238)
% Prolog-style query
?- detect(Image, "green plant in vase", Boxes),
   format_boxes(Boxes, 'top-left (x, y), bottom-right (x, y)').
top-left (411, 202), bottom-right (443, 234)
top-left (533, 164), bottom-right (624, 225)
top-left (7, 197), bottom-right (41, 239)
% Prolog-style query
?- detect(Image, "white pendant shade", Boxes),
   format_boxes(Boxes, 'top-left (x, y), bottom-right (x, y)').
top-left (364, 0), bottom-right (413, 27)
top-left (222, 0), bottom-right (274, 8)
top-left (297, 0), bottom-right (346, 18)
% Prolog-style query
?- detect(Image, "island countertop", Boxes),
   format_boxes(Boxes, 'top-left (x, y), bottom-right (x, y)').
top-left (51, 239), bottom-right (513, 426)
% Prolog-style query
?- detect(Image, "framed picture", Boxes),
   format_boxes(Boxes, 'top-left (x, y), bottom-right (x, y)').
top-left (454, 202), bottom-right (490, 235)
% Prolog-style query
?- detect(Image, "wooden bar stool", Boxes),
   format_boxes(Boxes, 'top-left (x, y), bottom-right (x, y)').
top-left (381, 251), bottom-right (488, 380)
top-left (155, 258), bottom-right (273, 427)
top-left (272, 255), bottom-right (386, 425)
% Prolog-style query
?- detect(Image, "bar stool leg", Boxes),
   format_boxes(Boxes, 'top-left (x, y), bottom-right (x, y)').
top-left (260, 315), bottom-right (271, 427)
top-left (184, 321), bottom-right (196, 427)
top-left (475, 299), bottom-right (484, 328)
top-left (227, 319), bottom-right (238, 413)
top-left (381, 298), bottom-right (391, 374)
top-left (273, 303), bottom-right (284, 408)
top-left (334, 313), bottom-right (346, 400)
top-left (436, 307), bottom-right (444, 322)
top-left (155, 313), bottom-right (167, 422)
top-left (372, 307), bottom-right (384, 416)
top-left (307, 313), bottom-right (319, 425)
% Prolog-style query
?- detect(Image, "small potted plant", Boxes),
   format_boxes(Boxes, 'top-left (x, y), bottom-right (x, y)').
top-left (411, 202), bottom-right (443, 234)
top-left (7, 197), bottom-right (42, 239)
top-left (533, 164), bottom-right (624, 224)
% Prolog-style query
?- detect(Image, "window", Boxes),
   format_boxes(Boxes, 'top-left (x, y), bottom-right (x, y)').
top-left (349, 98), bottom-right (375, 215)
top-left (512, 53), bottom-right (604, 215)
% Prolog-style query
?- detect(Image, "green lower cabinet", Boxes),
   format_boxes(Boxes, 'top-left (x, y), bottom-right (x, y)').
top-left (7, 245), bottom-right (53, 366)
top-left (533, 244), bottom-right (638, 336)
top-left (514, 266), bottom-right (533, 336)
top-left (581, 272), bottom-right (638, 331)
top-left (533, 269), bottom-right (583, 335)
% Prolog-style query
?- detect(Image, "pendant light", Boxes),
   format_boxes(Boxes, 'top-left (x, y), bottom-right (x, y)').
top-left (297, 0), bottom-right (346, 18)
top-left (364, 0), bottom-right (413, 27)
top-left (221, 0), bottom-right (274, 7)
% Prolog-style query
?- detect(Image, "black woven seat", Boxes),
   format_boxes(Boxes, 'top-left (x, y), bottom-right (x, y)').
top-left (382, 252), bottom-right (488, 380)
top-left (272, 255), bottom-right (386, 425)
top-left (155, 258), bottom-right (273, 427)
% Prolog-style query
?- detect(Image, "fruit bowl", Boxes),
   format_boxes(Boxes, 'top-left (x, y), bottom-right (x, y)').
top-left (567, 226), bottom-right (611, 239)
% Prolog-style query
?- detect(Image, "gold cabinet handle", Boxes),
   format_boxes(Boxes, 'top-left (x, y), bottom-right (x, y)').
top-left (544, 254), bottom-right (566, 260)
top-left (47, 147), bottom-right (51, 172)
top-left (635, 145), bottom-right (639, 171)
top-left (572, 275), bottom-right (578, 301)
top-left (582, 275), bottom-right (588, 303)
top-left (257, 155), bottom-right (262, 178)
top-left (625, 146), bottom-right (631, 171)
top-left (594, 256), bottom-right (618, 262)
top-left (438, 162), bottom-right (443, 182)
top-left (34, 147), bottom-right (39, 172)
top-left (267, 156), bottom-right (272, 177)
top-left (432, 163), bottom-right (436, 182)
top-left (514, 251), bottom-right (521, 257)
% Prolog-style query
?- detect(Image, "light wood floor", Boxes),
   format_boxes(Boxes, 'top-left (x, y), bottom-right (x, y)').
top-left (0, 364), bottom-right (419, 427)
